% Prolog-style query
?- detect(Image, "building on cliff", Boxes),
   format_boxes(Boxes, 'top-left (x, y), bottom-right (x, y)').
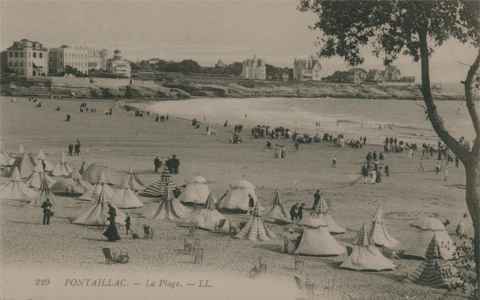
top-left (293, 56), bottom-right (322, 81)
top-left (3, 39), bottom-right (49, 78)
top-left (241, 56), bottom-right (266, 80)
top-left (106, 49), bottom-right (131, 78)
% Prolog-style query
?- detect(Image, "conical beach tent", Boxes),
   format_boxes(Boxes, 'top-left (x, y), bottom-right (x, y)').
top-left (12, 152), bottom-right (35, 178)
top-left (82, 163), bottom-right (116, 185)
top-left (36, 149), bottom-right (54, 172)
top-left (141, 166), bottom-right (175, 198)
top-left (369, 206), bottom-right (400, 249)
top-left (52, 152), bottom-right (73, 177)
top-left (29, 174), bottom-right (57, 207)
top-left (78, 182), bottom-right (115, 201)
top-left (51, 169), bottom-right (93, 196)
top-left (179, 176), bottom-right (211, 205)
top-left (125, 168), bottom-right (144, 191)
top-left (263, 190), bottom-right (290, 224)
top-left (111, 177), bottom-right (144, 208)
top-left (410, 234), bottom-right (460, 289)
top-left (403, 217), bottom-right (456, 260)
top-left (315, 198), bottom-right (345, 234)
top-left (340, 224), bottom-right (396, 271)
top-left (73, 186), bottom-right (126, 226)
top-left (0, 167), bottom-right (37, 200)
top-left (0, 149), bottom-right (15, 166)
top-left (151, 188), bottom-right (191, 221)
top-left (26, 164), bottom-right (56, 189)
top-left (235, 205), bottom-right (276, 242)
top-left (218, 179), bottom-right (260, 212)
top-left (295, 217), bottom-right (345, 256)
top-left (190, 192), bottom-right (230, 232)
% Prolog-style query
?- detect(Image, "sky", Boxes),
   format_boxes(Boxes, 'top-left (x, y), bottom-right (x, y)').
top-left (1, 0), bottom-right (477, 83)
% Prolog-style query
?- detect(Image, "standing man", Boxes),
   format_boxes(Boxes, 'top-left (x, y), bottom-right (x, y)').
top-left (361, 164), bottom-right (369, 183)
top-left (289, 203), bottom-right (298, 223)
top-left (247, 194), bottom-right (255, 215)
top-left (154, 156), bottom-right (161, 173)
top-left (75, 139), bottom-right (81, 156)
top-left (125, 214), bottom-right (131, 236)
top-left (297, 203), bottom-right (305, 222)
top-left (313, 189), bottom-right (321, 210)
top-left (68, 144), bottom-right (73, 156)
top-left (171, 155), bottom-right (180, 174)
top-left (41, 197), bottom-right (53, 225)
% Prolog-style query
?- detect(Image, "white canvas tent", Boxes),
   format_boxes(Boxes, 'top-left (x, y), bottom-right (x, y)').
top-left (151, 188), bottom-right (191, 221)
top-left (0, 167), bottom-right (37, 200)
top-left (52, 152), bottom-right (73, 177)
top-left (12, 152), bottom-right (35, 178)
top-left (190, 193), bottom-right (230, 232)
top-left (295, 217), bottom-right (345, 256)
top-left (26, 164), bottom-right (56, 189)
top-left (52, 169), bottom-right (93, 196)
top-left (111, 177), bottom-right (144, 208)
top-left (340, 224), bottom-right (396, 271)
top-left (403, 217), bottom-right (456, 260)
top-left (235, 205), bottom-right (276, 242)
top-left (263, 190), bottom-right (290, 224)
top-left (369, 206), bottom-right (400, 249)
top-left (410, 233), bottom-right (461, 289)
top-left (36, 149), bottom-right (54, 172)
top-left (125, 168), bottom-right (144, 191)
top-left (78, 172), bottom-right (114, 201)
top-left (29, 174), bottom-right (57, 207)
top-left (73, 186), bottom-right (126, 226)
top-left (179, 176), bottom-right (211, 205)
top-left (0, 149), bottom-right (15, 166)
top-left (82, 163), bottom-right (116, 185)
top-left (218, 179), bottom-right (260, 212)
top-left (315, 197), bottom-right (345, 234)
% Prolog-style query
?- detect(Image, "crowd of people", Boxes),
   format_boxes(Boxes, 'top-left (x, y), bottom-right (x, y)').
top-left (153, 155), bottom-right (180, 174)
top-left (67, 139), bottom-right (82, 156)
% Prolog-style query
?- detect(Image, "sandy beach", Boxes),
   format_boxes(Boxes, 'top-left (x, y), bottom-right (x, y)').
top-left (0, 96), bottom-right (469, 300)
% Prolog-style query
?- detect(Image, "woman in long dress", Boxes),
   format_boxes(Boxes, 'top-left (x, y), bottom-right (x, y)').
top-left (103, 203), bottom-right (121, 241)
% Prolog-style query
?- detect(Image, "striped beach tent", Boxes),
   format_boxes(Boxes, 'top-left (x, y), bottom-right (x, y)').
top-left (151, 187), bottom-right (191, 221)
top-left (235, 204), bottom-right (276, 242)
top-left (410, 233), bottom-right (460, 289)
top-left (140, 166), bottom-right (175, 198)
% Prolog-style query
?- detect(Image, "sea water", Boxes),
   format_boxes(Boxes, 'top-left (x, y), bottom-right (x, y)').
top-left (146, 97), bottom-right (473, 144)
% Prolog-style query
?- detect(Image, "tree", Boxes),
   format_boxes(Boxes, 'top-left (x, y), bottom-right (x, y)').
top-left (299, 0), bottom-right (479, 296)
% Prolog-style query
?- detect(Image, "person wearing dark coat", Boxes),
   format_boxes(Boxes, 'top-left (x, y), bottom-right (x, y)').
top-left (248, 194), bottom-right (255, 214)
top-left (170, 155), bottom-right (180, 174)
top-left (289, 203), bottom-right (298, 222)
top-left (297, 203), bottom-right (305, 221)
top-left (313, 190), bottom-right (321, 210)
top-left (68, 144), bottom-right (74, 156)
top-left (41, 198), bottom-right (53, 225)
top-left (125, 214), bottom-right (131, 235)
top-left (103, 203), bottom-right (121, 241)
top-left (384, 165), bottom-right (390, 177)
top-left (154, 156), bottom-right (161, 173)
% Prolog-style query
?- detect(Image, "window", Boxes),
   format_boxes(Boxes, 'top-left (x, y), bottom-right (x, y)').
top-left (20, 52), bottom-right (24, 57)
top-left (9, 52), bottom-right (13, 57)
top-left (15, 52), bottom-right (18, 57)
top-left (33, 52), bottom-right (36, 58)
top-left (39, 53), bottom-right (43, 58)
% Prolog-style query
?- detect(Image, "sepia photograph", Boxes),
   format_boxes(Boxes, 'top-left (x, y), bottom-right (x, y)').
top-left (0, 1), bottom-right (479, 299)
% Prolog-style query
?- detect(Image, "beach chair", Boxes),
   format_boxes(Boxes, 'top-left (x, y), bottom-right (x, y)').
top-left (102, 248), bottom-right (129, 264)
top-left (102, 248), bottom-right (114, 264)
top-left (193, 247), bottom-right (204, 265)
top-left (294, 255), bottom-right (305, 271)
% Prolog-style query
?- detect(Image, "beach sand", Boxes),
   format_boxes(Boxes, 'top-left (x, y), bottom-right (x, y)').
top-left (0, 97), bottom-right (468, 300)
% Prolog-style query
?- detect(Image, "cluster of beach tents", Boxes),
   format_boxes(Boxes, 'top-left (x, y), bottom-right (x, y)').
top-left (0, 144), bottom-right (466, 290)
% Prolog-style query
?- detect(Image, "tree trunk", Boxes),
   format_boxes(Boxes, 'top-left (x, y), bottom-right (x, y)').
top-left (465, 158), bottom-right (480, 298)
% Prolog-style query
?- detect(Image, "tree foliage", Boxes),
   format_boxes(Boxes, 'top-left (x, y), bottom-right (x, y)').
top-left (298, 0), bottom-right (479, 65)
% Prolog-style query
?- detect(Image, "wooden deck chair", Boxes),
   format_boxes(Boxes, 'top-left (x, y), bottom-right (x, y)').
top-left (102, 248), bottom-right (114, 264)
